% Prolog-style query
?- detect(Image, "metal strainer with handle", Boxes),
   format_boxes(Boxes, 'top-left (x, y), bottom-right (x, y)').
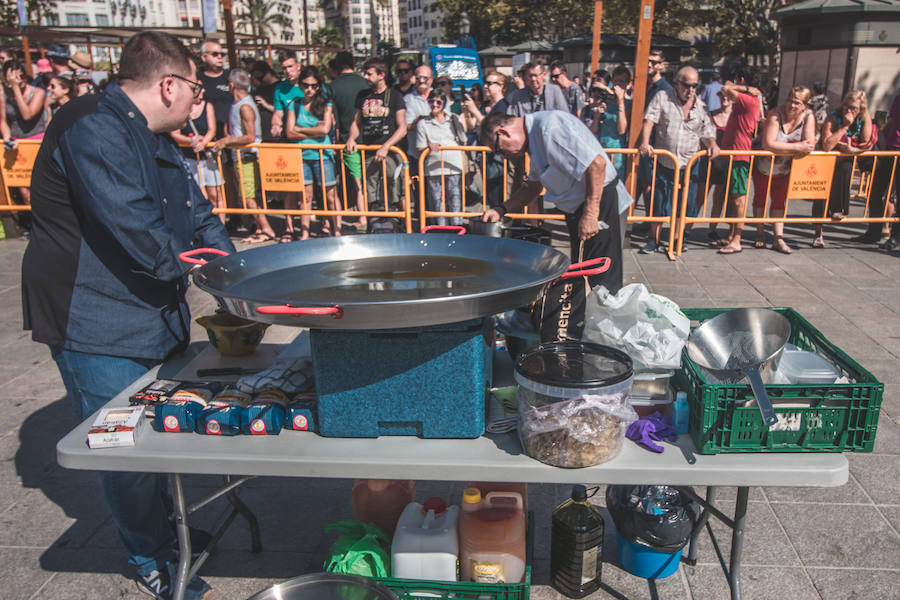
top-left (686, 308), bottom-right (791, 428)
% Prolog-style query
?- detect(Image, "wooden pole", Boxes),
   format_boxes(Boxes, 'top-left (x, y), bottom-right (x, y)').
top-left (22, 34), bottom-right (33, 78)
top-left (222, 0), bottom-right (238, 70)
top-left (628, 0), bottom-right (655, 149)
top-left (590, 1), bottom-right (603, 79)
top-left (266, 44), bottom-right (273, 68)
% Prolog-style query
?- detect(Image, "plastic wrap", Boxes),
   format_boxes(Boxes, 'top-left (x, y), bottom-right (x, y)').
top-left (518, 392), bottom-right (637, 468)
top-left (606, 485), bottom-right (698, 552)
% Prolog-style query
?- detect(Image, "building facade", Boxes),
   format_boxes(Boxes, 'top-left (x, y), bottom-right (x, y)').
top-left (405, 0), bottom-right (447, 50)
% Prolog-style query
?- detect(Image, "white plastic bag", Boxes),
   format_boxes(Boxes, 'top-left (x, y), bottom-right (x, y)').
top-left (583, 284), bottom-right (689, 371)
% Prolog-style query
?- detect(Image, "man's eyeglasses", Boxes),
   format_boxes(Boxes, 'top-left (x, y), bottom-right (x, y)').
top-left (649, 59), bottom-right (663, 65)
top-left (205, 51), bottom-right (225, 58)
top-left (677, 81), bottom-right (699, 89)
top-left (550, 74), bottom-right (560, 80)
top-left (396, 68), bottom-right (412, 74)
top-left (168, 73), bottom-right (204, 98)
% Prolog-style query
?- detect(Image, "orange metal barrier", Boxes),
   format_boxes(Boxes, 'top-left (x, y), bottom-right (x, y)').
top-left (206, 142), bottom-right (413, 233)
top-left (0, 139), bottom-right (40, 213)
top-left (417, 147), bottom-right (680, 247)
top-left (674, 149), bottom-right (900, 256)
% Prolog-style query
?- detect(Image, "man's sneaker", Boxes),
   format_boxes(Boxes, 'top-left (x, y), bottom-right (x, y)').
top-left (136, 562), bottom-right (212, 600)
top-left (881, 237), bottom-right (898, 252)
top-left (639, 240), bottom-right (658, 254)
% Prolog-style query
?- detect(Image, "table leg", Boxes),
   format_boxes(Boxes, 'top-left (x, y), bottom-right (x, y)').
top-left (728, 486), bottom-right (749, 600)
top-left (685, 486), bottom-right (718, 566)
top-left (170, 473), bottom-right (191, 600)
top-left (224, 475), bottom-right (262, 553)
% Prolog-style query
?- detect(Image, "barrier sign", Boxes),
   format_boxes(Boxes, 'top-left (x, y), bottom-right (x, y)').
top-left (2, 142), bottom-right (40, 188)
top-left (258, 147), bottom-right (304, 191)
top-left (786, 155), bottom-right (836, 200)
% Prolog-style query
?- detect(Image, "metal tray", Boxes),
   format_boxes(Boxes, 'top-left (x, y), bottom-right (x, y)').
top-left (183, 234), bottom-right (572, 329)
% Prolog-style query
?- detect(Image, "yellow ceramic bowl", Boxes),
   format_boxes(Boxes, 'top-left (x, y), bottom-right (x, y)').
top-left (195, 313), bottom-right (269, 356)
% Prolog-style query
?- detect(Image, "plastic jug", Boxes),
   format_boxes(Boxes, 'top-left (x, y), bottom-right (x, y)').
top-left (458, 487), bottom-right (526, 583)
top-left (550, 485), bottom-right (605, 598)
top-left (468, 482), bottom-right (528, 514)
top-left (391, 497), bottom-right (460, 581)
top-left (352, 479), bottom-right (415, 538)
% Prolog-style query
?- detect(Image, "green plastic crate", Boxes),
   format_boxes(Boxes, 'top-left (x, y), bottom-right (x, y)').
top-left (372, 512), bottom-right (533, 600)
top-left (674, 308), bottom-right (883, 454)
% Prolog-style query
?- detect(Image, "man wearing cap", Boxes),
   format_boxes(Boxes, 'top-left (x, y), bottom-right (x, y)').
top-left (45, 43), bottom-right (71, 76)
top-left (22, 31), bottom-right (231, 600)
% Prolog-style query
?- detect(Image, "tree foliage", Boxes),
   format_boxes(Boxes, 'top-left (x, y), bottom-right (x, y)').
top-left (0, 0), bottom-right (57, 28)
top-left (234, 0), bottom-right (292, 42)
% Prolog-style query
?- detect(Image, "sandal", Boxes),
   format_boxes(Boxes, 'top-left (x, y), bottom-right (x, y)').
top-left (279, 232), bottom-right (294, 244)
top-left (754, 236), bottom-right (766, 249)
top-left (812, 236), bottom-right (825, 248)
top-left (241, 232), bottom-right (275, 244)
top-left (718, 244), bottom-right (743, 254)
top-left (773, 238), bottom-right (793, 254)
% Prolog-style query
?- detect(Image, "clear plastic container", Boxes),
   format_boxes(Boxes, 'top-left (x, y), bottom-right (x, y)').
top-left (769, 349), bottom-right (840, 385)
top-left (458, 488), bottom-right (527, 583)
top-left (352, 479), bottom-right (416, 538)
top-left (514, 341), bottom-right (636, 468)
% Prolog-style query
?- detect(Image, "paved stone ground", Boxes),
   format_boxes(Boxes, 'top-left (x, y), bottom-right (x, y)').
top-left (1, 217), bottom-right (898, 599)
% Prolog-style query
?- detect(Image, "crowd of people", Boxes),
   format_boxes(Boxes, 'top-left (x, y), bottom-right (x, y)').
top-left (2, 41), bottom-right (899, 253)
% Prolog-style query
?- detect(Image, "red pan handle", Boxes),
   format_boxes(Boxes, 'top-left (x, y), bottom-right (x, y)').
top-left (561, 256), bottom-right (611, 278)
top-left (422, 225), bottom-right (466, 235)
top-left (179, 248), bottom-right (230, 265)
top-left (256, 305), bottom-right (344, 319)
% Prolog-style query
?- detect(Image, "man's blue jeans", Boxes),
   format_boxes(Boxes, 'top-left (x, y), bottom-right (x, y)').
top-left (51, 347), bottom-right (176, 576)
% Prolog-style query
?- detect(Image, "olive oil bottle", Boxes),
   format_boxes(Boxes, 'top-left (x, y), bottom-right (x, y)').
top-left (550, 485), bottom-right (605, 598)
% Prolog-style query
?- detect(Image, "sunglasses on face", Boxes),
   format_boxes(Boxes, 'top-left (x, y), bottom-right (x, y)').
top-left (206, 51), bottom-right (224, 58)
top-left (550, 74), bottom-right (560, 80)
top-left (677, 81), bottom-right (699, 89)
top-left (396, 68), bottom-right (411, 74)
top-left (428, 99), bottom-right (444, 106)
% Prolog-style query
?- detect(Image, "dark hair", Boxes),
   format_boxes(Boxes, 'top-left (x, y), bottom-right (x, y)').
top-left (250, 60), bottom-right (274, 80)
top-left (813, 82), bottom-right (826, 95)
top-left (118, 31), bottom-right (193, 86)
top-left (334, 51), bottom-right (354, 71)
top-left (469, 82), bottom-right (484, 103)
top-left (362, 57), bottom-right (388, 75)
top-left (51, 74), bottom-right (78, 100)
top-left (611, 65), bottom-right (631, 84)
top-left (427, 89), bottom-right (449, 104)
top-left (298, 66), bottom-right (327, 120)
top-left (480, 112), bottom-right (515, 146)
top-left (593, 70), bottom-right (610, 85)
top-left (2, 60), bottom-right (25, 78)
top-left (549, 61), bottom-right (566, 74)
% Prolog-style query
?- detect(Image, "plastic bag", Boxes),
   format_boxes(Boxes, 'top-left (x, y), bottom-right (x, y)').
top-left (606, 485), bottom-right (698, 552)
top-left (323, 520), bottom-right (391, 577)
top-left (518, 393), bottom-right (638, 468)
top-left (584, 284), bottom-right (689, 371)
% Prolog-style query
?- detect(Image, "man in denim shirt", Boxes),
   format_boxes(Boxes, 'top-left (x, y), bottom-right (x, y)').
top-left (22, 32), bottom-right (232, 600)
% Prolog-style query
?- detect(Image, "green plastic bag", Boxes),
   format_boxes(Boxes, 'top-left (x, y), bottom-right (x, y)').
top-left (323, 519), bottom-right (392, 577)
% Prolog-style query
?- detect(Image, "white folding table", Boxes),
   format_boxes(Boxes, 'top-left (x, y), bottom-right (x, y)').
top-left (57, 343), bottom-right (848, 600)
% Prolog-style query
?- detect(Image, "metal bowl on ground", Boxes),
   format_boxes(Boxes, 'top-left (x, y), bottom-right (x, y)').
top-left (247, 573), bottom-right (398, 600)
top-left (186, 234), bottom-right (570, 330)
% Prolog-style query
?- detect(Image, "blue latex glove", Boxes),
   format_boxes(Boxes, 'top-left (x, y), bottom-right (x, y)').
top-left (626, 411), bottom-right (678, 453)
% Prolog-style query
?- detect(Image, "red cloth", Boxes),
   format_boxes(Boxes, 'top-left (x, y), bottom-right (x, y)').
top-left (752, 168), bottom-right (789, 212)
top-left (721, 92), bottom-right (761, 161)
